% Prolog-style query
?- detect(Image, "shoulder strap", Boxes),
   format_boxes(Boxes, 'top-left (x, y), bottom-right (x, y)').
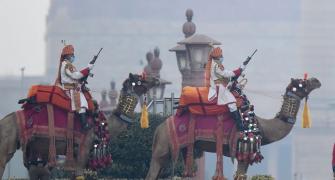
top-left (196, 87), bottom-right (207, 115)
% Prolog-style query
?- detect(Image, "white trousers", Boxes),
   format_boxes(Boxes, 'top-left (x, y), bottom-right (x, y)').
top-left (69, 89), bottom-right (88, 112)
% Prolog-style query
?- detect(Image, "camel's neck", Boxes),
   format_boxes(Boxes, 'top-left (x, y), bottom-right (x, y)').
top-left (107, 89), bottom-right (139, 138)
top-left (257, 91), bottom-right (302, 145)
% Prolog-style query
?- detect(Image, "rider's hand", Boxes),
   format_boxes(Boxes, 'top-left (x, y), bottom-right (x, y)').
top-left (88, 63), bottom-right (94, 70)
top-left (243, 57), bottom-right (251, 66)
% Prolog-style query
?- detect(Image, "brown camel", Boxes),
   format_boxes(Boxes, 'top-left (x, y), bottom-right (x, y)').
top-left (146, 77), bottom-right (321, 180)
top-left (0, 73), bottom-right (159, 180)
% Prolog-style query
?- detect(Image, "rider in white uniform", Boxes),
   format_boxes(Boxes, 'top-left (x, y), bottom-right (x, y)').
top-left (206, 47), bottom-right (245, 131)
top-left (55, 45), bottom-right (94, 130)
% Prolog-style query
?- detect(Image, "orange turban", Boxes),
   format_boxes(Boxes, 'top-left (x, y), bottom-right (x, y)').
top-left (210, 47), bottom-right (222, 59)
top-left (61, 45), bottom-right (74, 56)
top-left (205, 47), bottom-right (223, 86)
top-left (55, 45), bottom-right (74, 85)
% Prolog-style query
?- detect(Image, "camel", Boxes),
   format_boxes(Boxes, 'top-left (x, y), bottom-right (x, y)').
top-left (0, 73), bottom-right (159, 180)
top-left (146, 77), bottom-right (321, 180)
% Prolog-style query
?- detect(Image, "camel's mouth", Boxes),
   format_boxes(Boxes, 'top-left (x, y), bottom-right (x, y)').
top-left (307, 77), bottom-right (321, 92)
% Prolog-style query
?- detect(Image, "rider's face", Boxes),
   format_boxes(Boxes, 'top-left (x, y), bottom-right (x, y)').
top-left (213, 55), bottom-right (223, 62)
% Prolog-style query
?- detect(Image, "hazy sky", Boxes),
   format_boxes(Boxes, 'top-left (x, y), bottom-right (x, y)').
top-left (0, 0), bottom-right (49, 76)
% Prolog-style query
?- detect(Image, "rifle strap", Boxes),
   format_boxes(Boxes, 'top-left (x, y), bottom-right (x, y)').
top-left (47, 104), bottom-right (56, 166)
top-left (196, 87), bottom-right (207, 115)
top-left (184, 114), bottom-right (196, 176)
top-left (65, 112), bottom-right (75, 168)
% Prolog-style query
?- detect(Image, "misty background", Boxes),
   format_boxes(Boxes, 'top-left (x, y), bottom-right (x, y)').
top-left (0, 0), bottom-right (334, 179)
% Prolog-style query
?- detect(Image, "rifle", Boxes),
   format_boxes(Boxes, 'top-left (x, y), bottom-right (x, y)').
top-left (243, 49), bottom-right (257, 66)
top-left (89, 48), bottom-right (103, 65)
top-left (81, 48), bottom-right (103, 86)
top-left (228, 49), bottom-right (257, 89)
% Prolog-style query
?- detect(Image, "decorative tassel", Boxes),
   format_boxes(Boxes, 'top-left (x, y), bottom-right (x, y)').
top-left (140, 95), bottom-right (149, 128)
top-left (302, 98), bottom-right (311, 128)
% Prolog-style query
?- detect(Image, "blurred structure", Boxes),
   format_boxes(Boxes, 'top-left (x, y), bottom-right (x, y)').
top-left (143, 52), bottom-right (154, 76)
top-left (144, 47), bottom-right (171, 102)
top-left (292, 0), bottom-right (335, 179)
top-left (99, 80), bottom-right (118, 113)
top-left (99, 89), bottom-right (109, 109)
top-left (0, 0), bottom-right (334, 179)
top-left (108, 81), bottom-right (118, 108)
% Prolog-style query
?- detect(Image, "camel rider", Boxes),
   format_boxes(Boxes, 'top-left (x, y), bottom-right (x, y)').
top-left (205, 47), bottom-right (246, 131)
top-left (55, 45), bottom-right (94, 130)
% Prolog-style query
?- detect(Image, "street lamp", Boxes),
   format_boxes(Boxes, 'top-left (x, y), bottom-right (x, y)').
top-left (170, 9), bottom-right (221, 87)
top-left (173, 34), bottom-right (220, 87)
top-left (179, 34), bottom-right (221, 71)
top-left (169, 44), bottom-right (189, 73)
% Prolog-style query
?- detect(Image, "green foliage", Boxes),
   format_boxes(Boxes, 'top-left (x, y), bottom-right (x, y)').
top-left (51, 113), bottom-right (201, 178)
top-left (100, 113), bottom-right (185, 178)
top-left (251, 175), bottom-right (275, 180)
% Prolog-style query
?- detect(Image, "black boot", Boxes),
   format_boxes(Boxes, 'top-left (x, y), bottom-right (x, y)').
top-left (79, 113), bottom-right (90, 131)
top-left (230, 110), bottom-right (244, 131)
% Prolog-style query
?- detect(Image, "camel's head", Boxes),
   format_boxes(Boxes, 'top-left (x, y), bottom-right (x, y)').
top-left (123, 73), bottom-right (160, 96)
top-left (287, 77), bottom-right (321, 98)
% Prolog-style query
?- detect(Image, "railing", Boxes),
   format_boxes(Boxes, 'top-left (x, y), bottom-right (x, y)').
top-left (147, 93), bottom-right (179, 116)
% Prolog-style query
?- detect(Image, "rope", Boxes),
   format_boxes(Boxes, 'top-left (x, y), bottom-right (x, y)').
top-left (243, 88), bottom-right (281, 100)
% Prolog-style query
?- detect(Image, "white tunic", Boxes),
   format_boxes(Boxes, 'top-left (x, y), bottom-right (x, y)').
top-left (60, 61), bottom-right (88, 111)
top-left (208, 61), bottom-right (236, 105)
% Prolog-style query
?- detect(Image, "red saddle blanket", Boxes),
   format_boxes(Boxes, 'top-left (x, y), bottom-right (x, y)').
top-left (178, 86), bottom-right (244, 115)
top-left (167, 112), bottom-right (239, 160)
top-left (27, 85), bottom-right (94, 112)
top-left (16, 103), bottom-right (89, 168)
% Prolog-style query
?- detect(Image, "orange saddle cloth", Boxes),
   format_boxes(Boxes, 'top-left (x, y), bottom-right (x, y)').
top-left (27, 85), bottom-right (94, 112)
top-left (178, 86), bottom-right (243, 115)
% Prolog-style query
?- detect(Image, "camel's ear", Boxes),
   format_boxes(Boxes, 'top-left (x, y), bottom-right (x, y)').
top-left (129, 73), bottom-right (134, 79)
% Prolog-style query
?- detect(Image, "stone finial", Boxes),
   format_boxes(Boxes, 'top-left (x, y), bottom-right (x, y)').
top-left (144, 51), bottom-right (154, 75)
top-left (101, 89), bottom-right (107, 98)
top-left (146, 51), bottom-right (154, 63)
top-left (150, 47), bottom-right (162, 78)
top-left (99, 89), bottom-right (109, 109)
top-left (154, 47), bottom-right (160, 58)
top-left (110, 81), bottom-right (115, 90)
top-left (182, 9), bottom-right (196, 38)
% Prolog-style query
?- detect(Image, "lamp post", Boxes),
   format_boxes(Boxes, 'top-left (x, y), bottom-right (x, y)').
top-left (170, 9), bottom-right (221, 87)
top-left (170, 9), bottom-right (222, 180)
top-left (169, 44), bottom-right (190, 87)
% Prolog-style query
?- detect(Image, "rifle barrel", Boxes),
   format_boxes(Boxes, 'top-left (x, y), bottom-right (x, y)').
top-left (97, 48), bottom-right (103, 56)
top-left (250, 49), bottom-right (258, 58)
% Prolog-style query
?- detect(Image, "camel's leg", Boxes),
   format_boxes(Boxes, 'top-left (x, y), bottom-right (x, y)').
top-left (145, 122), bottom-right (171, 180)
top-left (40, 167), bottom-right (51, 180)
top-left (28, 165), bottom-right (51, 180)
top-left (0, 113), bottom-right (19, 178)
top-left (234, 161), bottom-right (249, 180)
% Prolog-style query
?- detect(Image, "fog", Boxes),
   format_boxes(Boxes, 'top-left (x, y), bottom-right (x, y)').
top-left (0, 0), bottom-right (334, 179)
